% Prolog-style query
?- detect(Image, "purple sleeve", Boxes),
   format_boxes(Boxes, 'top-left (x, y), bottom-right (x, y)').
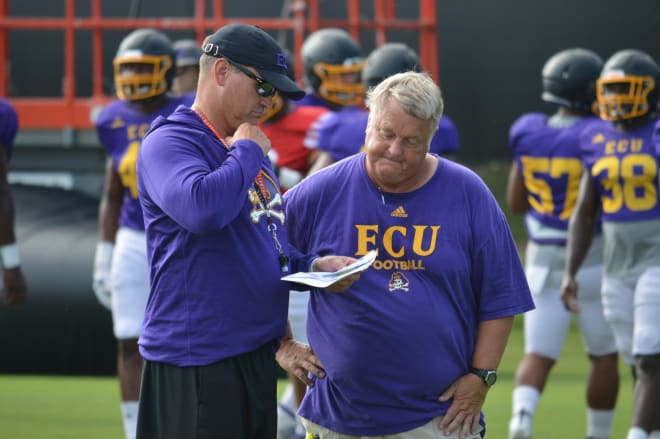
top-left (430, 116), bottom-right (459, 155)
top-left (508, 113), bottom-right (547, 155)
top-left (138, 130), bottom-right (264, 234)
top-left (317, 108), bottom-right (368, 161)
top-left (0, 99), bottom-right (18, 159)
top-left (654, 118), bottom-right (660, 161)
top-left (470, 194), bottom-right (534, 319)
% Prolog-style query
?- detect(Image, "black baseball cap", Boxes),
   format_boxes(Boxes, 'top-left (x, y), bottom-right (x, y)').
top-left (203, 24), bottom-right (305, 100)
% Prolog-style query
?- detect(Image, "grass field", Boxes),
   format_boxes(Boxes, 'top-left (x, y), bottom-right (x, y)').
top-left (0, 163), bottom-right (632, 438)
top-left (0, 323), bottom-right (634, 438)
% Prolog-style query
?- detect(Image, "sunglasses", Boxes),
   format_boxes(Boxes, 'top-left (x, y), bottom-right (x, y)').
top-left (226, 59), bottom-right (277, 97)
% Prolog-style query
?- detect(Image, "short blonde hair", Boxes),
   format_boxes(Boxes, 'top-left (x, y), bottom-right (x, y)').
top-left (366, 71), bottom-right (443, 137)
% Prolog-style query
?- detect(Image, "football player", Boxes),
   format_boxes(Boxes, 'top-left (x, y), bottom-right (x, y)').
top-left (308, 42), bottom-right (460, 176)
top-left (562, 49), bottom-right (660, 439)
top-left (506, 48), bottom-right (619, 439)
top-left (0, 98), bottom-right (27, 306)
top-left (172, 38), bottom-right (201, 96)
top-left (258, 49), bottom-right (329, 192)
top-left (92, 28), bottom-right (194, 439)
top-left (298, 27), bottom-right (364, 111)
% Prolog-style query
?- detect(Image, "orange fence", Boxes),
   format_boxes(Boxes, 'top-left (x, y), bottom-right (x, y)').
top-left (0, 0), bottom-right (438, 130)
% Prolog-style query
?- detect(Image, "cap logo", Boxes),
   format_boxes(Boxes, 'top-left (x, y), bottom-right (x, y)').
top-left (276, 53), bottom-right (287, 69)
top-left (202, 42), bottom-right (220, 57)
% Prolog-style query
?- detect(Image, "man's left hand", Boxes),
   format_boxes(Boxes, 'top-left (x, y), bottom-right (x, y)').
top-left (437, 373), bottom-right (488, 439)
top-left (313, 255), bottom-right (362, 292)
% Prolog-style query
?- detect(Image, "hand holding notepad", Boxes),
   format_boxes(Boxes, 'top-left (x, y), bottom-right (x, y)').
top-left (281, 250), bottom-right (377, 288)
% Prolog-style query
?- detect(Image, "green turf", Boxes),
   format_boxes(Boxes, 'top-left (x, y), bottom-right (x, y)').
top-left (0, 323), bottom-right (633, 438)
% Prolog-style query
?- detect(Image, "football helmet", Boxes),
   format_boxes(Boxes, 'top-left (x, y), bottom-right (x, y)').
top-left (363, 42), bottom-right (422, 89)
top-left (173, 38), bottom-right (202, 68)
top-left (113, 28), bottom-right (175, 102)
top-left (301, 28), bottom-right (364, 106)
top-left (596, 49), bottom-right (660, 121)
top-left (541, 48), bottom-right (603, 112)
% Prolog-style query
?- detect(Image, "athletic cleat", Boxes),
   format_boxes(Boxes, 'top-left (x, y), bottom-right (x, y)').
top-left (508, 410), bottom-right (533, 439)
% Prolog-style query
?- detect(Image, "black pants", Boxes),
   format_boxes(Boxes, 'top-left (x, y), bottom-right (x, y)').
top-left (136, 342), bottom-right (278, 439)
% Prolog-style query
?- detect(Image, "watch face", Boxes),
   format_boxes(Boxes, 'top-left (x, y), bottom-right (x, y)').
top-left (471, 368), bottom-right (497, 386)
top-left (485, 371), bottom-right (497, 386)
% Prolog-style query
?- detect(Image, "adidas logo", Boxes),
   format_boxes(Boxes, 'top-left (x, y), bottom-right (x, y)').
top-left (111, 117), bottom-right (125, 129)
top-left (391, 206), bottom-right (408, 218)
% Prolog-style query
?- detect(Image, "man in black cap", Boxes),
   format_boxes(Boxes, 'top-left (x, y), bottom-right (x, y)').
top-left (134, 23), bottom-right (360, 439)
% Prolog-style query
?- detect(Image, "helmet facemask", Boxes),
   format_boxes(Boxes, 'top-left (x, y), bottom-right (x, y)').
top-left (596, 73), bottom-right (656, 121)
top-left (313, 59), bottom-right (365, 106)
top-left (113, 52), bottom-right (173, 102)
top-left (259, 93), bottom-right (285, 123)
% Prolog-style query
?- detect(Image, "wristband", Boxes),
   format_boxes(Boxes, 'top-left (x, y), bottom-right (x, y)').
top-left (0, 243), bottom-right (20, 269)
top-left (95, 241), bottom-right (115, 268)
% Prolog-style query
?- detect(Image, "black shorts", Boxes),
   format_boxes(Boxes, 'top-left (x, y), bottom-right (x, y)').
top-left (136, 342), bottom-right (278, 439)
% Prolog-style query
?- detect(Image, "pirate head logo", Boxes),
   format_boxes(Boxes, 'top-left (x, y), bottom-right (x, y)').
top-left (248, 171), bottom-right (284, 224)
top-left (388, 271), bottom-right (409, 292)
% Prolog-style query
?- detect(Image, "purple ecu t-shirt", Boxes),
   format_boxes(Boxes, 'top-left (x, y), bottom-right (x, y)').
top-left (0, 98), bottom-right (18, 160)
top-left (284, 154), bottom-right (534, 435)
top-left (136, 105), bottom-right (314, 366)
top-left (316, 107), bottom-right (460, 162)
top-left (95, 94), bottom-right (194, 230)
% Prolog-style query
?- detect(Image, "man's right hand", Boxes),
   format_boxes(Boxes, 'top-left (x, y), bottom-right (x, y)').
top-left (560, 276), bottom-right (580, 313)
top-left (92, 241), bottom-right (114, 310)
top-left (228, 123), bottom-right (271, 157)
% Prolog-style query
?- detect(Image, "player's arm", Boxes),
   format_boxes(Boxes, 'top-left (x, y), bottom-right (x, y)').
top-left (92, 157), bottom-right (122, 309)
top-left (506, 160), bottom-right (529, 214)
top-left (0, 146), bottom-right (27, 305)
top-left (99, 157), bottom-right (122, 242)
top-left (307, 150), bottom-right (334, 176)
top-left (561, 170), bottom-right (598, 313)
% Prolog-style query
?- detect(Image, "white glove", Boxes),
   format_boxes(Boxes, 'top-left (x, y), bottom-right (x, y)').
top-left (92, 241), bottom-right (114, 310)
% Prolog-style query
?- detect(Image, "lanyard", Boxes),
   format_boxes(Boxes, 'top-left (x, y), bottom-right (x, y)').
top-left (192, 106), bottom-right (289, 274)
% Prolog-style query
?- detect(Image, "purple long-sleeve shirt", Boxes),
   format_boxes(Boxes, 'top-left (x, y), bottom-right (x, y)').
top-left (137, 105), bottom-right (314, 366)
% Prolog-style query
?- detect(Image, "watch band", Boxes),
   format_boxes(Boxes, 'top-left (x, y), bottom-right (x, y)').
top-left (470, 367), bottom-right (497, 386)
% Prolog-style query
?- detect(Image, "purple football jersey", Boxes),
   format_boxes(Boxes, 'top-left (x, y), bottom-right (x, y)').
top-left (509, 113), bottom-right (599, 243)
top-left (316, 107), bottom-right (369, 161)
top-left (580, 117), bottom-right (660, 222)
top-left (284, 154), bottom-right (533, 435)
top-left (296, 93), bottom-right (338, 110)
top-left (0, 98), bottom-right (18, 160)
top-left (95, 94), bottom-right (194, 230)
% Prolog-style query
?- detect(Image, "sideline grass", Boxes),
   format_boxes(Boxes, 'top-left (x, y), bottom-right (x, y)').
top-left (0, 323), bottom-right (633, 438)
